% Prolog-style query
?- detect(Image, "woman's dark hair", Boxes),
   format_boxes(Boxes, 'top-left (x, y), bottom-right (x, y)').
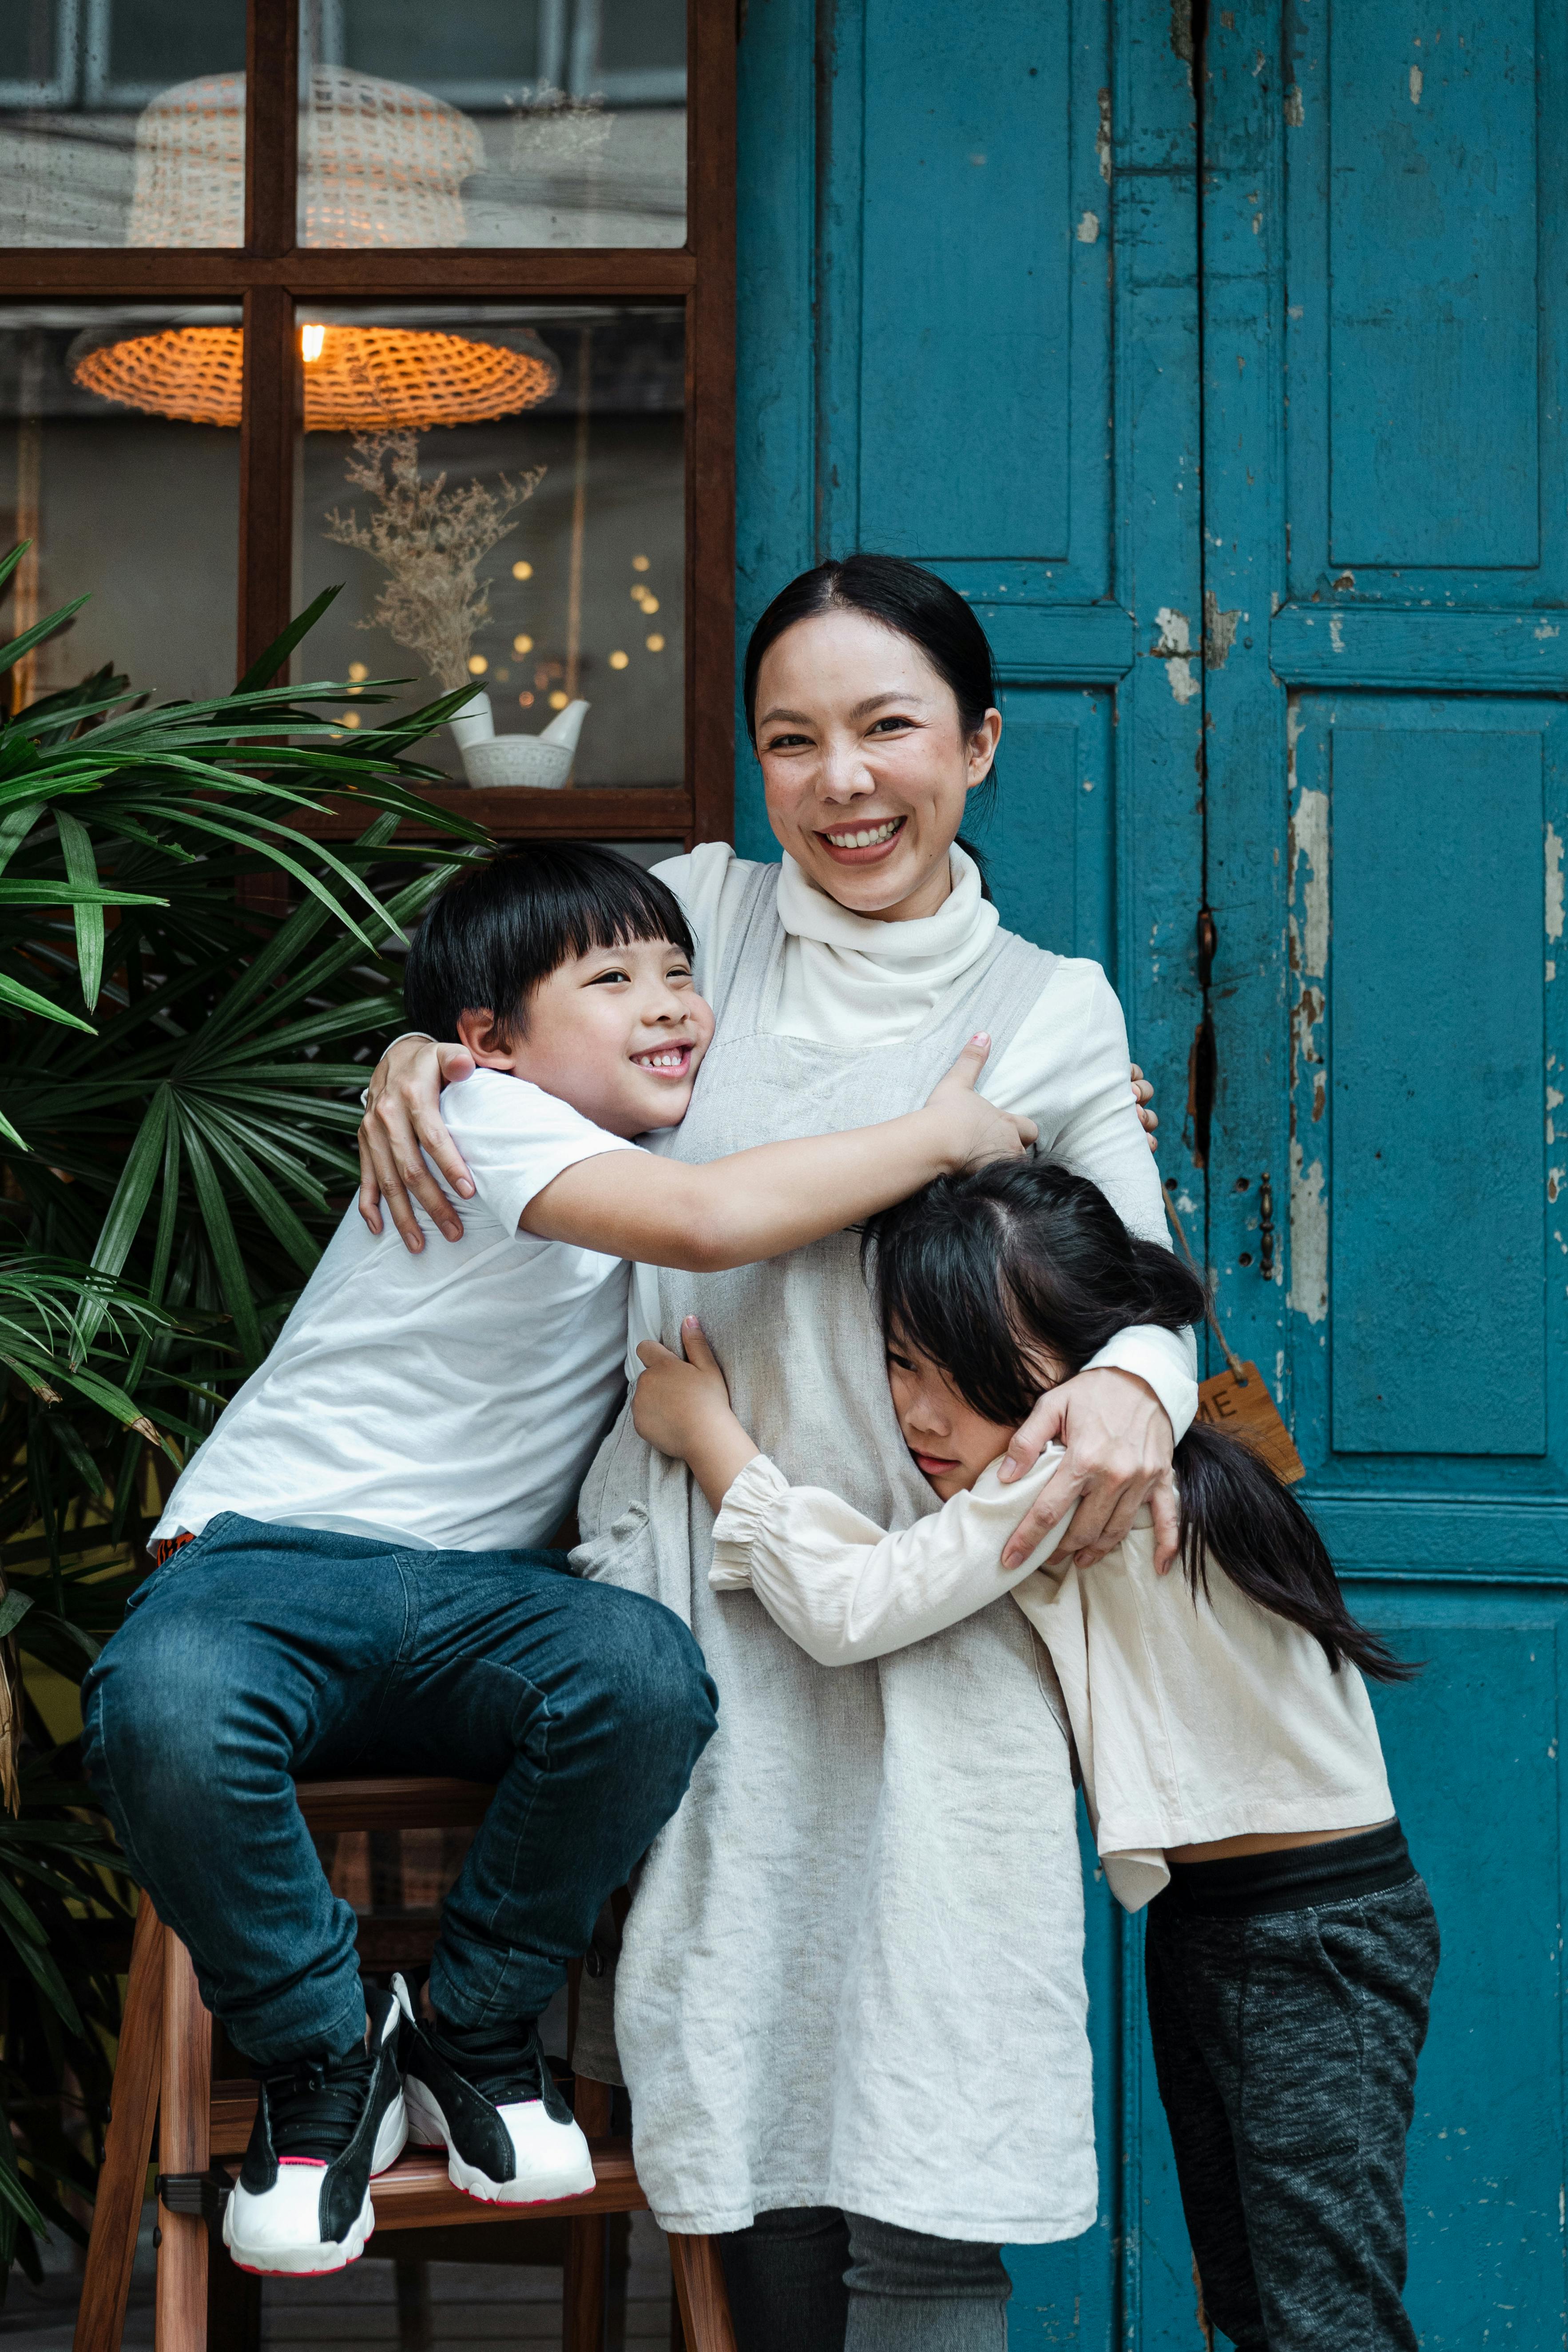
top-left (863, 1160), bottom-right (1414, 1684)
top-left (404, 840), bottom-right (695, 1042)
top-left (742, 554), bottom-right (1001, 841)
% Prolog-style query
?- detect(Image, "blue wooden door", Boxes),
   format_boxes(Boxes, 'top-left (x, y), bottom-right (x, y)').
top-left (735, 1), bottom-right (1564, 2341)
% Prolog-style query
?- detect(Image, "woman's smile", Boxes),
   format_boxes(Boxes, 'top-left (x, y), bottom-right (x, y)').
top-left (816, 814), bottom-right (908, 864)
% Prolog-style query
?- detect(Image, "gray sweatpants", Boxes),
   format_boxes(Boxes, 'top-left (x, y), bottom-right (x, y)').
top-left (1145, 1844), bottom-right (1440, 2352)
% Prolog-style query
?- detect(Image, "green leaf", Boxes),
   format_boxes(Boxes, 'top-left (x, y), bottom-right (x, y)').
top-left (0, 969), bottom-right (95, 1034)
top-left (233, 584), bottom-right (344, 695)
top-left (0, 1592), bottom-right (34, 1641)
top-left (0, 590), bottom-right (90, 680)
top-left (0, 803), bottom-right (40, 877)
top-left (176, 1108), bottom-right (263, 1365)
top-left (52, 808), bottom-right (103, 1011)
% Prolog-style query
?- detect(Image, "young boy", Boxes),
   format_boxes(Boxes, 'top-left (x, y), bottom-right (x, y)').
top-left (82, 842), bottom-right (1031, 2279)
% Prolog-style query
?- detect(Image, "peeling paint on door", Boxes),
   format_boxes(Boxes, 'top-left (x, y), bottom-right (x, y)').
top-left (1548, 822), bottom-right (1564, 941)
top-left (1290, 785), bottom-right (1330, 977)
top-left (1153, 606), bottom-right (1200, 703)
top-left (1076, 211), bottom-right (1102, 242)
top-left (1203, 588), bottom-right (1240, 668)
top-left (1287, 1141), bottom-right (1327, 1319)
top-left (1096, 87), bottom-right (1112, 183)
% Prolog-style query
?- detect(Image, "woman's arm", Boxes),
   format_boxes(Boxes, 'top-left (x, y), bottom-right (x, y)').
top-left (984, 965), bottom-right (1191, 1576)
top-left (526, 1038), bottom-right (1035, 1271)
top-left (630, 1324), bottom-right (1073, 1665)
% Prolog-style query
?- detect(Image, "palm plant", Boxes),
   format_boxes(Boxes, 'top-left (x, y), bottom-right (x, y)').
top-left (0, 542), bottom-right (487, 2279)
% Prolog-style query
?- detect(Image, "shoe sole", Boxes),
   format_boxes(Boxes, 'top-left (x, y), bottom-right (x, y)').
top-left (222, 2095), bottom-right (409, 2275)
top-left (402, 2076), bottom-right (596, 2206)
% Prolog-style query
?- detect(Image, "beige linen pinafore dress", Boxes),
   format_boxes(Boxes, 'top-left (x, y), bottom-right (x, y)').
top-left (576, 864), bottom-right (1098, 2246)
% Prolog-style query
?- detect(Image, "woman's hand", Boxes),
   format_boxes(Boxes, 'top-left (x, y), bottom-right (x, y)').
top-left (922, 1034), bottom-right (1039, 1169)
top-left (997, 1366), bottom-right (1179, 1573)
top-left (1130, 1063), bottom-right (1158, 1152)
top-left (633, 1319), bottom-right (761, 1514)
top-left (357, 1037), bottom-right (478, 1251)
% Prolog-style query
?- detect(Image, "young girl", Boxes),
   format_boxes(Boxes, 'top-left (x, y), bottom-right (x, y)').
top-left (632, 1159), bottom-right (1441, 2352)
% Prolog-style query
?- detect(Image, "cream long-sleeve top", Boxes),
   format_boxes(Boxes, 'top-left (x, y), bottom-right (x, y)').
top-left (633, 841), bottom-right (1198, 1438)
top-left (708, 1446), bottom-right (1393, 1911)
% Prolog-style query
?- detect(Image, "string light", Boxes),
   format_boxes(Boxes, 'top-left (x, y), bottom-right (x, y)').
top-left (513, 633), bottom-right (533, 654)
top-left (512, 560), bottom-right (533, 580)
top-left (608, 650), bottom-right (629, 670)
top-left (548, 689), bottom-right (568, 709)
top-left (646, 633), bottom-right (665, 652)
top-left (301, 322), bottom-right (326, 361)
top-left (632, 555), bottom-right (650, 572)
top-left (467, 654), bottom-right (488, 675)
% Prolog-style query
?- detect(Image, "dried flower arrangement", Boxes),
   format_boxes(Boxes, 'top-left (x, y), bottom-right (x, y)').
top-left (323, 430), bottom-right (546, 693)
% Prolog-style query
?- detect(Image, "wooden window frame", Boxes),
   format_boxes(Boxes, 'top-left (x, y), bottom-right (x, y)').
top-left (0, 0), bottom-right (735, 850)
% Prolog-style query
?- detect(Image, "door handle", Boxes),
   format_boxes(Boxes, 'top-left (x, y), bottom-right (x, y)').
top-left (1258, 1170), bottom-right (1274, 1279)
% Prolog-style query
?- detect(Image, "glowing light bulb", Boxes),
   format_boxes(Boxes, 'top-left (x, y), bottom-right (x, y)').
top-left (608, 649), bottom-right (629, 670)
top-left (347, 661), bottom-right (368, 681)
top-left (646, 633), bottom-right (666, 653)
top-left (548, 689), bottom-right (569, 710)
top-left (512, 560), bottom-right (533, 580)
top-left (513, 633), bottom-right (533, 654)
top-left (632, 555), bottom-right (651, 572)
top-left (467, 654), bottom-right (489, 676)
top-left (640, 594), bottom-right (659, 615)
top-left (340, 709), bottom-right (360, 727)
top-left (301, 323), bottom-right (325, 362)
top-left (518, 690), bottom-right (535, 706)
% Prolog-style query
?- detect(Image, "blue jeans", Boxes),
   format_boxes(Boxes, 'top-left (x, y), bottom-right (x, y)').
top-left (81, 1514), bottom-right (717, 2067)
top-left (720, 2208), bottom-right (1011, 2352)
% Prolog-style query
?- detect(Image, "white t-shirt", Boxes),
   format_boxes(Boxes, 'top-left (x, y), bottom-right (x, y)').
top-left (153, 1070), bottom-right (636, 1554)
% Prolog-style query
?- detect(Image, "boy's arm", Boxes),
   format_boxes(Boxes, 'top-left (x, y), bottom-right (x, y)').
top-left (522, 1037), bottom-right (1035, 1271)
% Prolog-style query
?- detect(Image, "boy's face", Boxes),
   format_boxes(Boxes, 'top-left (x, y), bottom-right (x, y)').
top-left (457, 936), bottom-right (716, 1138)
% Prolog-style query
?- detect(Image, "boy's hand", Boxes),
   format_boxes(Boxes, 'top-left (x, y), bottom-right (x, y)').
top-left (358, 1036), bottom-right (477, 1251)
top-left (923, 1035), bottom-right (1039, 1171)
top-left (1130, 1062), bottom-right (1158, 1152)
top-left (633, 1319), bottom-right (761, 1513)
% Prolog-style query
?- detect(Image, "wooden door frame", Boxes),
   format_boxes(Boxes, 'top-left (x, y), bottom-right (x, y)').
top-left (0, 0), bottom-right (736, 849)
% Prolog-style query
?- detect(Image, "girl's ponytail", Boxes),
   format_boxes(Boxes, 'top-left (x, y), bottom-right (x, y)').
top-left (1171, 1421), bottom-right (1414, 1682)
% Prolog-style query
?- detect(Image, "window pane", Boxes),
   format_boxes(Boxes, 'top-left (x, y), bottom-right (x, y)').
top-left (294, 304), bottom-right (684, 787)
top-left (0, 306), bottom-right (239, 700)
top-left (298, 0), bottom-right (685, 248)
top-left (0, 2), bottom-right (246, 247)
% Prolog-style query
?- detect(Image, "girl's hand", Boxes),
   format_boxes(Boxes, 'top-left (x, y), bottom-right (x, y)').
top-left (997, 1366), bottom-right (1179, 1574)
top-left (922, 1034), bottom-right (1040, 1169)
top-left (357, 1037), bottom-right (477, 1251)
top-left (633, 1319), bottom-right (761, 1514)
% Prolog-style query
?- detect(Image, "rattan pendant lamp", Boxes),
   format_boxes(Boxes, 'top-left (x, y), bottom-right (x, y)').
top-left (69, 68), bottom-right (560, 430)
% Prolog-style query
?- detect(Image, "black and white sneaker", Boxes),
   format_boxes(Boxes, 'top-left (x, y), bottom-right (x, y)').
top-left (222, 1987), bottom-right (407, 2276)
top-left (393, 1974), bottom-right (595, 2206)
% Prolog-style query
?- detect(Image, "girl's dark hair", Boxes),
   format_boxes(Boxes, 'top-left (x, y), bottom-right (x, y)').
top-left (404, 840), bottom-right (695, 1042)
top-left (863, 1160), bottom-right (1414, 1684)
top-left (742, 554), bottom-right (1001, 841)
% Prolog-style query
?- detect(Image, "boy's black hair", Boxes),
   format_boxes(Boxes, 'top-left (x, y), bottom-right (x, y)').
top-left (862, 1160), bottom-right (1415, 1685)
top-left (403, 841), bottom-right (696, 1042)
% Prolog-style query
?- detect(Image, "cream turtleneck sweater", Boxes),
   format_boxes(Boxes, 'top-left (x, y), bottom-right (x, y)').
top-left (629, 842), bottom-right (1197, 1437)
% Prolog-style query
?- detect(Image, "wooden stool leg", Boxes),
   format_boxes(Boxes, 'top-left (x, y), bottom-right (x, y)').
top-left (155, 1931), bottom-right (211, 2352)
top-left (670, 2235), bottom-right (737, 2352)
top-left (73, 1898), bottom-right (167, 2352)
top-left (562, 2076), bottom-right (611, 2352)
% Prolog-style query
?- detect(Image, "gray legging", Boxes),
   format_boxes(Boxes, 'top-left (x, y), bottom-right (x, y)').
top-left (720, 2206), bottom-right (1011, 2352)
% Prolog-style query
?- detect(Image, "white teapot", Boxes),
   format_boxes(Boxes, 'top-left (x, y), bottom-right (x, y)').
top-left (448, 689), bottom-right (589, 789)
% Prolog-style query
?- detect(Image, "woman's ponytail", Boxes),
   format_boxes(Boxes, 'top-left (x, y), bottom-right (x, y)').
top-left (1172, 1421), bottom-right (1415, 1684)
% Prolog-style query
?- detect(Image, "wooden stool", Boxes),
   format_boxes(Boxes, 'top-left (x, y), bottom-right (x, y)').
top-left (73, 1777), bottom-right (735, 2352)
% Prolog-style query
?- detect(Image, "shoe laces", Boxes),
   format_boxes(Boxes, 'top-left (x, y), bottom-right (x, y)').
top-left (427, 2014), bottom-right (543, 2106)
top-left (263, 2044), bottom-right (376, 2162)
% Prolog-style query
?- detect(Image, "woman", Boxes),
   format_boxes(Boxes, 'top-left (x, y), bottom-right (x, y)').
top-left (358, 558), bottom-right (1196, 2348)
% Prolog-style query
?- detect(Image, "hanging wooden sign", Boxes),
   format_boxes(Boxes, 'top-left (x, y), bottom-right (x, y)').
top-left (1196, 1360), bottom-right (1306, 1485)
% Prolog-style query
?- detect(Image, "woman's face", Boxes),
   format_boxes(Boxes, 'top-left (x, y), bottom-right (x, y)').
top-left (886, 1332), bottom-right (1065, 1502)
top-left (752, 610), bottom-right (1002, 924)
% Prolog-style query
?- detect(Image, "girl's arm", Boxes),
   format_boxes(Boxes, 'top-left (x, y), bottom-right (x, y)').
top-left (523, 1038), bottom-right (1035, 1271)
top-left (631, 1323), bottom-right (1077, 1666)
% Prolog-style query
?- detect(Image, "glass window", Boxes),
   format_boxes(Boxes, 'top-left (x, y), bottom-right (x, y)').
top-left (0, 1), bottom-right (247, 247)
top-left (294, 304), bottom-right (684, 787)
top-left (0, 305), bottom-right (239, 699)
top-left (298, 0), bottom-right (685, 248)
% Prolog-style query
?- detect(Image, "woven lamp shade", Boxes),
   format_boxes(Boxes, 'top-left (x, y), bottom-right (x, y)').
top-left (127, 66), bottom-right (484, 249)
top-left (72, 68), bottom-right (556, 430)
top-left (71, 322), bottom-right (560, 431)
